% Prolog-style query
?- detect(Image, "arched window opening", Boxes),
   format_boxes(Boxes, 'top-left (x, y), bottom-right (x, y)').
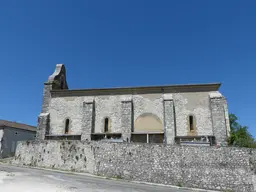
top-left (189, 115), bottom-right (194, 131)
top-left (134, 113), bottom-right (163, 133)
top-left (131, 113), bottom-right (164, 143)
top-left (65, 119), bottom-right (70, 134)
top-left (104, 118), bottom-right (109, 132)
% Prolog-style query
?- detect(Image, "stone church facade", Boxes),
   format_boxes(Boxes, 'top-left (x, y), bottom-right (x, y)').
top-left (36, 64), bottom-right (230, 146)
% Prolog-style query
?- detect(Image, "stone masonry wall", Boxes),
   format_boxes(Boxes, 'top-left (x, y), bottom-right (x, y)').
top-left (133, 94), bottom-right (164, 126)
top-left (48, 92), bottom-right (215, 138)
top-left (210, 97), bottom-right (229, 145)
top-left (13, 140), bottom-right (255, 192)
top-left (173, 92), bottom-right (213, 136)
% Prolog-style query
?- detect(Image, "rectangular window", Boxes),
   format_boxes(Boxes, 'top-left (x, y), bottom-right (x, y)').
top-left (131, 133), bottom-right (164, 143)
top-left (91, 133), bottom-right (122, 142)
top-left (131, 134), bottom-right (147, 143)
top-left (149, 134), bottom-right (164, 143)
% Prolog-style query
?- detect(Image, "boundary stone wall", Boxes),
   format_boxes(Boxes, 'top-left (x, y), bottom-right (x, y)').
top-left (12, 141), bottom-right (256, 192)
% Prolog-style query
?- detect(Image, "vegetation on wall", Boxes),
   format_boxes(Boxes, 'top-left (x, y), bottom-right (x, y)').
top-left (227, 113), bottom-right (256, 148)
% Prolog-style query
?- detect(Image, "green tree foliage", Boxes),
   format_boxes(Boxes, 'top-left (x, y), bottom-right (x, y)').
top-left (227, 113), bottom-right (256, 148)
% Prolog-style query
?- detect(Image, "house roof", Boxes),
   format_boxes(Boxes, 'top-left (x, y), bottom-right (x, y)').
top-left (51, 83), bottom-right (221, 97)
top-left (0, 120), bottom-right (37, 132)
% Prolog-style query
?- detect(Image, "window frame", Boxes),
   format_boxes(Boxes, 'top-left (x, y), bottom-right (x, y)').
top-left (131, 132), bottom-right (164, 144)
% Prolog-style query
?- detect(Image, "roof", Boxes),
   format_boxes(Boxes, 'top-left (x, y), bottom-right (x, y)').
top-left (0, 120), bottom-right (37, 132)
top-left (51, 83), bottom-right (221, 97)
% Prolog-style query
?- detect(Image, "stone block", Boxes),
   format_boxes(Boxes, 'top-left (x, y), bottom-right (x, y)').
top-left (210, 97), bottom-right (229, 146)
top-left (36, 113), bottom-right (50, 140)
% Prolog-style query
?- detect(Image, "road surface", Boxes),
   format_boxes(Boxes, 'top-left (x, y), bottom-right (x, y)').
top-left (0, 163), bottom-right (193, 192)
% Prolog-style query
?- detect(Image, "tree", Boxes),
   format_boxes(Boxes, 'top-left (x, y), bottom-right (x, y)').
top-left (227, 113), bottom-right (256, 148)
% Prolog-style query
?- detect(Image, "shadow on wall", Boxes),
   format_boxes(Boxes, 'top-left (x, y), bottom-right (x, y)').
top-left (131, 113), bottom-right (164, 143)
top-left (134, 113), bottom-right (162, 132)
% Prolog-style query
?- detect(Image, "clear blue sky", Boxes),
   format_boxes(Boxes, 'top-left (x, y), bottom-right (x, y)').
top-left (0, 1), bottom-right (255, 136)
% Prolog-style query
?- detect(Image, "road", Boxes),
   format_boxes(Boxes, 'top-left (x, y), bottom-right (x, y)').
top-left (0, 163), bottom-right (193, 192)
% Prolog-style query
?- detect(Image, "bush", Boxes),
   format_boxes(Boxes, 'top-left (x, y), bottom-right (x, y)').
top-left (227, 114), bottom-right (256, 148)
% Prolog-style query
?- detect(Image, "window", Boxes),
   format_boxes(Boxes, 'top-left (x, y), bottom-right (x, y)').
top-left (189, 115), bottom-right (194, 131)
top-left (104, 118), bottom-right (109, 132)
top-left (131, 113), bottom-right (164, 144)
top-left (131, 133), bottom-right (164, 143)
top-left (65, 119), bottom-right (70, 134)
top-left (91, 133), bottom-right (122, 141)
top-left (131, 134), bottom-right (147, 143)
top-left (149, 134), bottom-right (164, 143)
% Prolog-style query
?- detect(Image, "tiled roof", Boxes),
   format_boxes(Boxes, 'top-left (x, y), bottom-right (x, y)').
top-left (0, 120), bottom-right (37, 132)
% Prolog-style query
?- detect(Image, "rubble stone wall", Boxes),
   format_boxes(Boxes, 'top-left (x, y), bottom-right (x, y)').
top-left (13, 140), bottom-right (255, 192)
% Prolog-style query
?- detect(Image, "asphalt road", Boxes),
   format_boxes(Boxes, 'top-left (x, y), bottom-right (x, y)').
top-left (0, 164), bottom-right (193, 192)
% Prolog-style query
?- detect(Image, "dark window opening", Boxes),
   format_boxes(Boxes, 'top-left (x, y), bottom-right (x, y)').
top-left (149, 134), bottom-right (164, 143)
top-left (45, 135), bottom-right (81, 141)
top-left (131, 133), bottom-right (164, 143)
top-left (131, 134), bottom-right (147, 143)
top-left (65, 119), bottom-right (70, 134)
top-left (189, 115), bottom-right (194, 131)
top-left (104, 118), bottom-right (109, 132)
top-left (91, 133), bottom-right (122, 141)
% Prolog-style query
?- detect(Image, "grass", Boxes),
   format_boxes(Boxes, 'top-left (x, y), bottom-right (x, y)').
top-left (177, 182), bottom-right (183, 187)
top-left (111, 175), bottom-right (122, 180)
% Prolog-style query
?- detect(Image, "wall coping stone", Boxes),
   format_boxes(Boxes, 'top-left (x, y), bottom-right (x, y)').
top-left (209, 91), bottom-right (223, 99)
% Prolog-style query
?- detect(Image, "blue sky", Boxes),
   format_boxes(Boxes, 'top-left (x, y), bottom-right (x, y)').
top-left (0, 1), bottom-right (255, 136)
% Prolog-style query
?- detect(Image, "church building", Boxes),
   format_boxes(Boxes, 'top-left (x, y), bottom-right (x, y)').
top-left (36, 64), bottom-right (230, 146)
